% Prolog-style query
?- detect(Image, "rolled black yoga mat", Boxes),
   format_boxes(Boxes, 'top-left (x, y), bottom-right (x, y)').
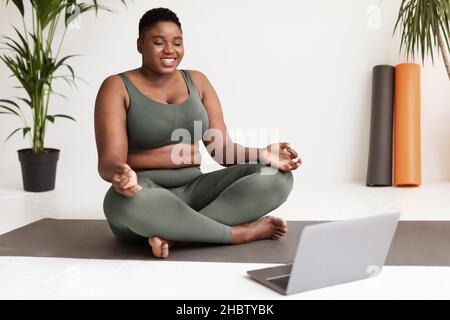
top-left (1, 218), bottom-right (450, 266)
top-left (366, 65), bottom-right (395, 187)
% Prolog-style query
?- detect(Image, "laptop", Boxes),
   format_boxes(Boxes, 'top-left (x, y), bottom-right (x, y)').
top-left (247, 212), bottom-right (400, 295)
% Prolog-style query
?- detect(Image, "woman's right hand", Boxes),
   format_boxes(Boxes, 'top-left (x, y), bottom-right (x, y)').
top-left (112, 163), bottom-right (142, 197)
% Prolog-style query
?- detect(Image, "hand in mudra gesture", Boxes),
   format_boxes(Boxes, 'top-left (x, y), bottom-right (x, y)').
top-left (260, 142), bottom-right (302, 172)
top-left (112, 163), bottom-right (142, 197)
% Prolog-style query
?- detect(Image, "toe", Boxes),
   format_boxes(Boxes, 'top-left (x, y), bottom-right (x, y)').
top-left (149, 236), bottom-right (158, 244)
top-left (272, 217), bottom-right (287, 227)
top-left (162, 243), bottom-right (169, 258)
top-left (273, 220), bottom-right (288, 233)
top-left (275, 224), bottom-right (287, 231)
top-left (152, 247), bottom-right (162, 258)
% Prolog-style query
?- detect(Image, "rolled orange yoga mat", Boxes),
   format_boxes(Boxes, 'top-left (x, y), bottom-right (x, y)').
top-left (393, 63), bottom-right (421, 186)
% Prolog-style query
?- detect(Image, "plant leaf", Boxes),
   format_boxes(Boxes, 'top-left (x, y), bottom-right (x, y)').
top-left (22, 126), bottom-right (30, 139)
top-left (5, 127), bottom-right (22, 142)
top-left (393, 0), bottom-right (450, 66)
top-left (46, 115), bottom-right (55, 123)
top-left (5, 0), bottom-right (25, 17)
top-left (0, 105), bottom-right (20, 116)
top-left (0, 98), bottom-right (20, 109)
top-left (52, 114), bottom-right (77, 122)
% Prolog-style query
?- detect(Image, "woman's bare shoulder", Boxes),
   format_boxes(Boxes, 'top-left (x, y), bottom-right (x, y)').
top-left (101, 68), bottom-right (140, 86)
top-left (100, 74), bottom-right (124, 90)
top-left (184, 69), bottom-right (207, 81)
top-left (96, 73), bottom-right (131, 110)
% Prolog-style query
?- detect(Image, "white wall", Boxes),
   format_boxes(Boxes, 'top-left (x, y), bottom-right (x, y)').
top-left (1, 0), bottom-right (449, 189)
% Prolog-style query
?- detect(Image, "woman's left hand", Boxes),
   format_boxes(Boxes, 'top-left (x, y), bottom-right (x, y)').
top-left (260, 142), bottom-right (302, 172)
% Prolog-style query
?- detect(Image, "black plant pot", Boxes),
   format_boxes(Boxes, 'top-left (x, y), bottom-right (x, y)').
top-left (17, 148), bottom-right (60, 192)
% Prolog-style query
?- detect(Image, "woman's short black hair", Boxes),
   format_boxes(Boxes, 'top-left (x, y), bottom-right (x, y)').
top-left (139, 7), bottom-right (182, 37)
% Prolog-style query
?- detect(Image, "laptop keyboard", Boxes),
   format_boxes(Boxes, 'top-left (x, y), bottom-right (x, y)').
top-left (267, 275), bottom-right (290, 289)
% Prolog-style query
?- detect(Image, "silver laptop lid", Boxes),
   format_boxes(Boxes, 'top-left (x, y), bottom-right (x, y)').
top-left (286, 212), bottom-right (400, 295)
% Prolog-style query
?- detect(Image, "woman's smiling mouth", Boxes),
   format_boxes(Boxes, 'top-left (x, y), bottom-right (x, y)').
top-left (160, 57), bottom-right (176, 67)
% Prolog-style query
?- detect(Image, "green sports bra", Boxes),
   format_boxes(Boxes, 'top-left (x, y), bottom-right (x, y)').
top-left (118, 69), bottom-right (210, 153)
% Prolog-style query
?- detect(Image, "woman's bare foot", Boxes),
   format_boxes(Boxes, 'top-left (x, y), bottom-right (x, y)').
top-left (148, 237), bottom-right (176, 258)
top-left (231, 216), bottom-right (288, 244)
top-left (148, 216), bottom-right (287, 255)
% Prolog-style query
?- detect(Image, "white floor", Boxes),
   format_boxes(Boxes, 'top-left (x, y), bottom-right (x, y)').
top-left (1, 178), bottom-right (450, 299)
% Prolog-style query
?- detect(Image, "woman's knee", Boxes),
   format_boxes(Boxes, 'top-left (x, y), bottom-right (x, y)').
top-left (234, 162), bottom-right (265, 178)
top-left (103, 184), bottom-right (173, 222)
top-left (252, 166), bottom-right (294, 203)
top-left (103, 186), bottom-right (123, 222)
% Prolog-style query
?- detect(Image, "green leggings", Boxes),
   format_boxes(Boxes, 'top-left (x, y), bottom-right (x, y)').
top-left (103, 162), bottom-right (294, 244)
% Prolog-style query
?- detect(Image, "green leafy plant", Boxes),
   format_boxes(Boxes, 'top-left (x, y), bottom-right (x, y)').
top-left (0, 0), bottom-right (127, 153)
top-left (394, 0), bottom-right (450, 80)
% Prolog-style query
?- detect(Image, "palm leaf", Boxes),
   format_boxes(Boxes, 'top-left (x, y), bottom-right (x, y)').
top-left (0, 105), bottom-right (20, 116)
top-left (4, 0), bottom-right (24, 16)
top-left (22, 127), bottom-right (30, 139)
top-left (15, 97), bottom-right (32, 108)
top-left (46, 114), bottom-right (76, 123)
top-left (4, 126), bottom-right (30, 142)
top-left (394, 0), bottom-right (450, 64)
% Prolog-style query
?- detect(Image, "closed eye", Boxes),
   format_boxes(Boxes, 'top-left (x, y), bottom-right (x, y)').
top-left (153, 42), bottom-right (182, 46)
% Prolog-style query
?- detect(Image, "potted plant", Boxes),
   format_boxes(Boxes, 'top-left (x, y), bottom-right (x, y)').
top-left (0, 0), bottom-right (126, 192)
top-left (394, 0), bottom-right (450, 80)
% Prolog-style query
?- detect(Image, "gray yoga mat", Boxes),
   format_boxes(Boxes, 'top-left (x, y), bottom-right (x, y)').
top-left (0, 218), bottom-right (449, 266)
top-left (366, 65), bottom-right (395, 187)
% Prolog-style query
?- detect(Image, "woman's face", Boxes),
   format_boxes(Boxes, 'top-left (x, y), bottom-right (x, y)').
top-left (138, 21), bottom-right (184, 75)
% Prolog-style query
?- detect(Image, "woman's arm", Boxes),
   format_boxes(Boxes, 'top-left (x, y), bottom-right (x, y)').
top-left (94, 75), bottom-right (129, 182)
top-left (94, 76), bottom-right (142, 197)
top-left (189, 70), bottom-right (301, 171)
top-left (127, 143), bottom-right (201, 170)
